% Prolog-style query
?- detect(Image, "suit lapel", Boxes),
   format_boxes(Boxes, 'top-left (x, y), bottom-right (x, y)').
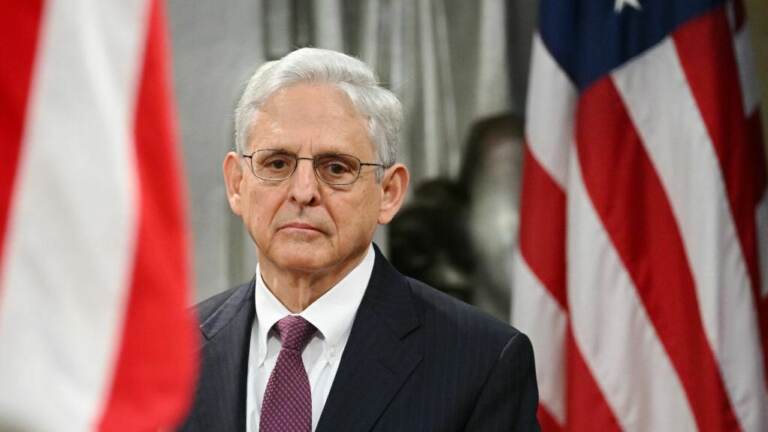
top-left (192, 281), bottom-right (255, 431)
top-left (316, 249), bottom-right (422, 432)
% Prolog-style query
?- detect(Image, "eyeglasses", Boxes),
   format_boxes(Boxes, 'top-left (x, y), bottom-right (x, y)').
top-left (241, 149), bottom-right (385, 186)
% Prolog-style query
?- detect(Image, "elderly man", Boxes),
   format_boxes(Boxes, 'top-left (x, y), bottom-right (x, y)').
top-left (179, 48), bottom-right (539, 432)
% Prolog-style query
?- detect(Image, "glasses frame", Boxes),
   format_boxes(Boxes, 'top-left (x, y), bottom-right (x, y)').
top-left (241, 150), bottom-right (386, 186)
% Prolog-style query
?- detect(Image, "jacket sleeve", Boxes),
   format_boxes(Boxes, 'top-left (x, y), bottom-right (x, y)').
top-left (462, 331), bottom-right (541, 432)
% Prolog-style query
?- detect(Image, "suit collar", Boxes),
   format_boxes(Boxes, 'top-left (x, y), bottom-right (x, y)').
top-left (361, 244), bottom-right (420, 338)
top-left (316, 245), bottom-right (423, 432)
top-left (193, 245), bottom-right (422, 432)
top-left (188, 280), bottom-right (255, 431)
top-left (199, 278), bottom-right (254, 342)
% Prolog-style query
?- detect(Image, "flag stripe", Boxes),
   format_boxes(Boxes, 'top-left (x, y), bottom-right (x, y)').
top-left (96, 0), bottom-right (196, 430)
top-left (674, 8), bottom-right (768, 391)
top-left (511, 251), bottom-right (566, 424)
top-left (674, 4), bottom-right (768, 412)
top-left (0, 0), bottom-right (147, 428)
top-left (518, 147), bottom-right (567, 310)
top-left (578, 75), bottom-right (739, 430)
top-left (536, 405), bottom-right (562, 432)
top-left (0, 0), bottom-right (45, 284)
top-left (732, 24), bottom-right (760, 116)
top-left (518, 34), bottom-right (624, 429)
top-left (613, 32), bottom-right (767, 430)
top-left (733, 10), bottom-right (768, 363)
top-left (525, 34), bottom-right (572, 189)
top-left (565, 330), bottom-right (622, 432)
top-left (519, 2), bottom-right (768, 430)
top-left (567, 143), bottom-right (699, 431)
top-left (517, 34), bottom-right (575, 427)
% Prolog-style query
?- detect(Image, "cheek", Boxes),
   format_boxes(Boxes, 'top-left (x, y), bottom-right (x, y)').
top-left (332, 189), bottom-right (380, 236)
top-left (243, 189), bottom-right (280, 237)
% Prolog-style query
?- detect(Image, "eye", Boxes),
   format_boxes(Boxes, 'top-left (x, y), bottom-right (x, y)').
top-left (254, 151), bottom-right (296, 179)
top-left (319, 157), bottom-right (353, 174)
top-left (327, 161), bottom-right (351, 174)
top-left (317, 155), bottom-right (358, 183)
top-left (267, 158), bottom-right (288, 170)
top-left (259, 154), bottom-right (292, 170)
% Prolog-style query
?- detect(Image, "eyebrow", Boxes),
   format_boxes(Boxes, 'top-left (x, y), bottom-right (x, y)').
top-left (255, 147), bottom-right (351, 157)
top-left (256, 148), bottom-right (294, 153)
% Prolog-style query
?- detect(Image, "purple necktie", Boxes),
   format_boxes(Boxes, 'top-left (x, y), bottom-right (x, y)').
top-left (260, 315), bottom-right (317, 432)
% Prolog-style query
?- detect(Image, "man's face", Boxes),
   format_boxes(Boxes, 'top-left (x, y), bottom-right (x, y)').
top-left (224, 83), bottom-right (406, 280)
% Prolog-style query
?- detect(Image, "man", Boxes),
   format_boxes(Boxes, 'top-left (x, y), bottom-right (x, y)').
top-left (179, 48), bottom-right (539, 432)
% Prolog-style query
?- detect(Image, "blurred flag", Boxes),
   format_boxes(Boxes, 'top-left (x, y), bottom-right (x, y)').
top-left (0, 0), bottom-right (197, 430)
top-left (513, 0), bottom-right (767, 430)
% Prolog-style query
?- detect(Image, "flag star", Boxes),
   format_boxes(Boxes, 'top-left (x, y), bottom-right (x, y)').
top-left (614, 0), bottom-right (642, 12)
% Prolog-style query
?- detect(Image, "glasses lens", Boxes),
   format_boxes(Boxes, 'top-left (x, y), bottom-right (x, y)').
top-left (253, 150), bottom-right (296, 180)
top-left (315, 154), bottom-right (360, 185)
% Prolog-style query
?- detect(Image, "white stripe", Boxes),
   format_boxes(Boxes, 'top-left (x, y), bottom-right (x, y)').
top-left (511, 250), bottom-right (566, 425)
top-left (612, 37), bottom-right (768, 431)
top-left (0, 0), bottom-right (149, 429)
top-left (732, 25), bottom-right (760, 116)
top-left (525, 34), bottom-right (574, 189)
top-left (516, 34), bottom-right (575, 425)
top-left (567, 154), bottom-right (698, 432)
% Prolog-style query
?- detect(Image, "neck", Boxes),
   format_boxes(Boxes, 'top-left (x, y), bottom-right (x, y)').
top-left (258, 250), bottom-right (368, 313)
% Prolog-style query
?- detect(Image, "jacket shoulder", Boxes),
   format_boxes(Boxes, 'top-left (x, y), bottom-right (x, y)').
top-left (193, 280), bottom-right (254, 339)
top-left (406, 276), bottom-right (522, 347)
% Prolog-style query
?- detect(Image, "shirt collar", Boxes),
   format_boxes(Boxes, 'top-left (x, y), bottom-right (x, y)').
top-left (254, 244), bottom-right (375, 363)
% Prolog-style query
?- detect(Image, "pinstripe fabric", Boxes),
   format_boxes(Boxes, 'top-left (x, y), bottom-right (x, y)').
top-left (179, 245), bottom-right (540, 431)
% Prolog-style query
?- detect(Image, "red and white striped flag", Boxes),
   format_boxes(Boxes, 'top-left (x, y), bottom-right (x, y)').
top-left (0, 0), bottom-right (197, 430)
top-left (513, 0), bottom-right (768, 430)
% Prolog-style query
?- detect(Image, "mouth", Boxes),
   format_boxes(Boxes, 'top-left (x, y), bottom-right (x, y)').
top-left (279, 222), bottom-right (323, 233)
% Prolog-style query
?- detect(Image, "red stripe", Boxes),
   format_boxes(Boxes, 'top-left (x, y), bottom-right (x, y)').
top-left (673, 6), bottom-right (768, 383)
top-left (519, 143), bottom-right (568, 310)
top-left (519, 136), bottom-right (572, 427)
top-left (566, 328), bottom-right (622, 432)
top-left (0, 1), bottom-right (45, 285)
top-left (576, 77), bottom-right (740, 431)
top-left (537, 404), bottom-right (563, 432)
top-left (97, 0), bottom-right (197, 430)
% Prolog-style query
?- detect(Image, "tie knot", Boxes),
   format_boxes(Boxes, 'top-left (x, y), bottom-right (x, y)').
top-left (275, 315), bottom-right (316, 351)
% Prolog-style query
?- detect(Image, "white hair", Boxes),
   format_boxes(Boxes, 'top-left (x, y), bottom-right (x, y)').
top-left (234, 48), bottom-right (402, 168)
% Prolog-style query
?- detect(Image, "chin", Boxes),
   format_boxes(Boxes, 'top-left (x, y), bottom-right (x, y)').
top-left (270, 246), bottom-right (333, 273)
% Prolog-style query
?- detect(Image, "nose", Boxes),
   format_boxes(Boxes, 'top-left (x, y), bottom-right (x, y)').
top-left (287, 157), bottom-right (320, 205)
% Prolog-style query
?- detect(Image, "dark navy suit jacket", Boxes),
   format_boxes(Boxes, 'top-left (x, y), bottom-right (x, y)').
top-left (178, 247), bottom-right (540, 431)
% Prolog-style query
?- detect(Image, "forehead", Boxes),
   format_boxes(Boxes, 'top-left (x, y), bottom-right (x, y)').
top-left (247, 83), bottom-right (373, 155)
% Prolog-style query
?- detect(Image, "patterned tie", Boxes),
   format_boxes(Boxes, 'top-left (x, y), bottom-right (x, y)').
top-left (260, 315), bottom-right (317, 432)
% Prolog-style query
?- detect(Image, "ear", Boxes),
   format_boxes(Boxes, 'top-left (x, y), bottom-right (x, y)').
top-left (377, 163), bottom-right (409, 225)
top-left (223, 151), bottom-right (245, 215)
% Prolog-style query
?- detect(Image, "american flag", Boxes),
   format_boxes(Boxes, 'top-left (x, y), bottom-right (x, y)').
top-left (513, 0), bottom-right (768, 430)
top-left (0, 0), bottom-right (196, 430)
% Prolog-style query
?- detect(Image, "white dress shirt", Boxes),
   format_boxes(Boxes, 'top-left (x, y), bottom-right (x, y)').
top-left (245, 245), bottom-right (374, 432)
